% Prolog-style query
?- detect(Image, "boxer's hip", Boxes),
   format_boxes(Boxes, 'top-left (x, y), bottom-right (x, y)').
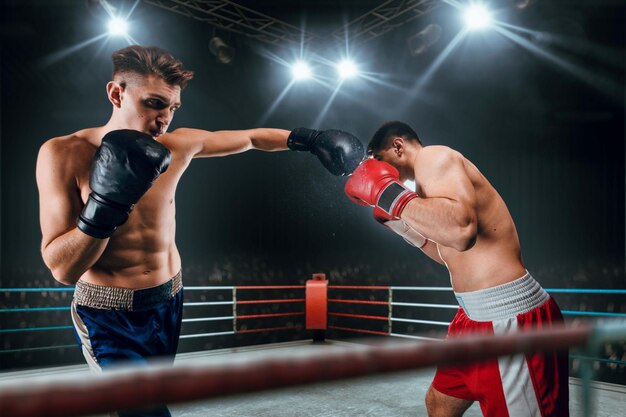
top-left (73, 271), bottom-right (182, 311)
top-left (71, 271), bottom-right (184, 372)
top-left (454, 271), bottom-right (550, 322)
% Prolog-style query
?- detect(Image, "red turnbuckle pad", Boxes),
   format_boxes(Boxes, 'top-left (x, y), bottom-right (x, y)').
top-left (306, 274), bottom-right (328, 330)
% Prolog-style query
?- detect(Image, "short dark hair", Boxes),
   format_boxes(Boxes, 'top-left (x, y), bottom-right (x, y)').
top-left (112, 45), bottom-right (194, 89)
top-left (367, 121), bottom-right (422, 155)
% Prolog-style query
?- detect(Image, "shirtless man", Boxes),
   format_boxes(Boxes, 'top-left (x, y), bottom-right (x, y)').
top-left (36, 45), bottom-right (363, 417)
top-left (344, 121), bottom-right (568, 417)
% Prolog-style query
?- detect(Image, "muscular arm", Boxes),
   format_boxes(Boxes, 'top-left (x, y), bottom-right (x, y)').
top-left (36, 140), bottom-right (108, 285)
top-left (401, 148), bottom-right (477, 252)
top-left (170, 127), bottom-right (290, 158)
top-left (41, 230), bottom-right (108, 285)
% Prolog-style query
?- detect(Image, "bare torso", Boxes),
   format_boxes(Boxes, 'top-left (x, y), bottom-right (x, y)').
top-left (415, 147), bottom-right (527, 292)
top-left (60, 128), bottom-right (191, 288)
top-left (38, 124), bottom-right (287, 290)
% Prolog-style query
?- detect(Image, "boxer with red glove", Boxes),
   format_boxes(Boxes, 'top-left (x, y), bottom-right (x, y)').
top-left (344, 158), bottom-right (418, 221)
top-left (345, 121), bottom-right (568, 417)
top-left (345, 158), bottom-right (426, 247)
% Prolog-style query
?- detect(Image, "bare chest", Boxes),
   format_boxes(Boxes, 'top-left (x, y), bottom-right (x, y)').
top-left (76, 153), bottom-right (190, 235)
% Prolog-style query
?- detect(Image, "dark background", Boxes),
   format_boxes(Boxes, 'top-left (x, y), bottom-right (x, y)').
top-left (1, 0), bottom-right (624, 285)
top-left (0, 0), bottom-right (624, 378)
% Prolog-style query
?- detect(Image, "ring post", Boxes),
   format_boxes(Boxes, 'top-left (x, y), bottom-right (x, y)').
top-left (306, 273), bottom-right (328, 342)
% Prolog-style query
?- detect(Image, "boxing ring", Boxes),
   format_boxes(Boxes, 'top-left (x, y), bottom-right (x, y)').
top-left (1, 275), bottom-right (625, 416)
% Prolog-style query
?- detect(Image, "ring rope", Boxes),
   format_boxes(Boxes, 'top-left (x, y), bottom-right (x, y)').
top-left (328, 312), bottom-right (389, 321)
top-left (1, 324), bottom-right (603, 417)
top-left (328, 299), bottom-right (389, 305)
top-left (236, 298), bottom-right (305, 305)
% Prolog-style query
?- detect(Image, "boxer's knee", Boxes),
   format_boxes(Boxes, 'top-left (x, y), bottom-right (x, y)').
top-left (425, 385), bottom-right (472, 417)
top-left (425, 386), bottom-right (437, 415)
top-left (425, 386), bottom-right (446, 417)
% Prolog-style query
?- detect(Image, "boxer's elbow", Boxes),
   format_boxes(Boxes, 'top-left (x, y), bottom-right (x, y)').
top-left (42, 250), bottom-right (80, 286)
top-left (47, 262), bottom-right (78, 286)
top-left (456, 231), bottom-right (477, 252)
top-left (51, 269), bottom-right (80, 286)
top-left (453, 214), bottom-right (477, 252)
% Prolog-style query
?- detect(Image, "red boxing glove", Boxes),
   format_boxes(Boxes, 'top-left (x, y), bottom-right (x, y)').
top-left (344, 159), bottom-right (418, 221)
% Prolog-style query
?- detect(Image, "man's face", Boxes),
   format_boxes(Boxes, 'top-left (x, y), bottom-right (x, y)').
top-left (118, 75), bottom-right (181, 139)
top-left (371, 146), bottom-right (397, 165)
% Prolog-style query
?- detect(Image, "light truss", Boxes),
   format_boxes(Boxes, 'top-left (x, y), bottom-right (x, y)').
top-left (143, 0), bottom-right (317, 46)
top-left (143, 0), bottom-right (441, 48)
top-left (332, 0), bottom-right (441, 45)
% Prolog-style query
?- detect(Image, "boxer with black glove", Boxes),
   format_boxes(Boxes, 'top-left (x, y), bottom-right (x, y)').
top-left (36, 44), bottom-right (371, 417)
top-left (288, 128), bottom-right (364, 176)
top-left (77, 129), bottom-right (171, 239)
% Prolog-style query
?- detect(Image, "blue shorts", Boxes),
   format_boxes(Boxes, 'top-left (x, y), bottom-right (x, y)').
top-left (71, 272), bottom-right (183, 417)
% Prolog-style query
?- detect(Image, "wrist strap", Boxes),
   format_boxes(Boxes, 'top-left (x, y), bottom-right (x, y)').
top-left (385, 219), bottom-right (427, 248)
top-left (76, 193), bottom-right (132, 239)
top-left (287, 128), bottom-right (318, 152)
top-left (376, 182), bottom-right (417, 217)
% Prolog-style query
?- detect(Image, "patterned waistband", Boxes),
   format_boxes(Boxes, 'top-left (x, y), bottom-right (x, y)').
top-left (73, 271), bottom-right (183, 311)
top-left (454, 272), bottom-right (549, 322)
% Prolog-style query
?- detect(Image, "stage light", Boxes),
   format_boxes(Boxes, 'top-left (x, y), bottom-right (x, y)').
top-left (338, 59), bottom-right (358, 79)
top-left (209, 37), bottom-right (235, 64)
top-left (514, 0), bottom-right (533, 10)
top-left (291, 61), bottom-right (312, 80)
top-left (407, 24), bottom-right (442, 55)
top-left (464, 5), bottom-right (492, 30)
top-left (107, 17), bottom-right (128, 36)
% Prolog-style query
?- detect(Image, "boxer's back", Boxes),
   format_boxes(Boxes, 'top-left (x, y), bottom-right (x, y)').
top-left (417, 147), bottom-right (526, 291)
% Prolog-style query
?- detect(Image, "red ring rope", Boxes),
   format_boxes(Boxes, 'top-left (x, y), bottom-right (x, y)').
top-left (328, 286), bottom-right (390, 290)
top-left (237, 312), bottom-right (305, 320)
top-left (328, 299), bottom-right (389, 305)
top-left (237, 298), bottom-right (305, 305)
top-left (328, 312), bottom-right (388, 321)
top-left (328, 326), bottom-right (390, 336)
top-left (236, 286), bottom-right (306, 290)
top-left (236, 325), bottom-right (303, 334)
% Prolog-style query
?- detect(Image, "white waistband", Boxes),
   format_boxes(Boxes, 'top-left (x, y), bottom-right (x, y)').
top-left (454, 272), bottom-right (549, 322)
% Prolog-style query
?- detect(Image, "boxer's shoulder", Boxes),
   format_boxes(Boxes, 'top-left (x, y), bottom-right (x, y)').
top-left (419, 145), bottom-right (461, 159)
top-left (38, 129), bottom-right (101, 174)
top-left (415, 145), bottom-right (464, 173)
top-left (156, 128), bottom-right (199, 159)
top-left (41, 128), bottom-right (101, 154)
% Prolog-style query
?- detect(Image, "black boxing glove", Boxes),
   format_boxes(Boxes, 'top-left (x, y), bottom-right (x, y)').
top-left (77, 129), bottom-right (171, 239)
top-left (288, 128), bottom-right (365, 176)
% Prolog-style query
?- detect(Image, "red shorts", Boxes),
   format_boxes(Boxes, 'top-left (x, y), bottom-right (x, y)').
top-left (432, 296), bottom-right (569, 417)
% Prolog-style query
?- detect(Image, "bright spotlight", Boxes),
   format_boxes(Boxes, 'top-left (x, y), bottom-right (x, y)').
top-left (108, 17), bottom-right (128, 36)
top-left (338, 60), bottom-right (358, 79)
top-left (291, 61), bottom-right (311, 80)
top-left (464, 5), bottom-right (492, 30)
